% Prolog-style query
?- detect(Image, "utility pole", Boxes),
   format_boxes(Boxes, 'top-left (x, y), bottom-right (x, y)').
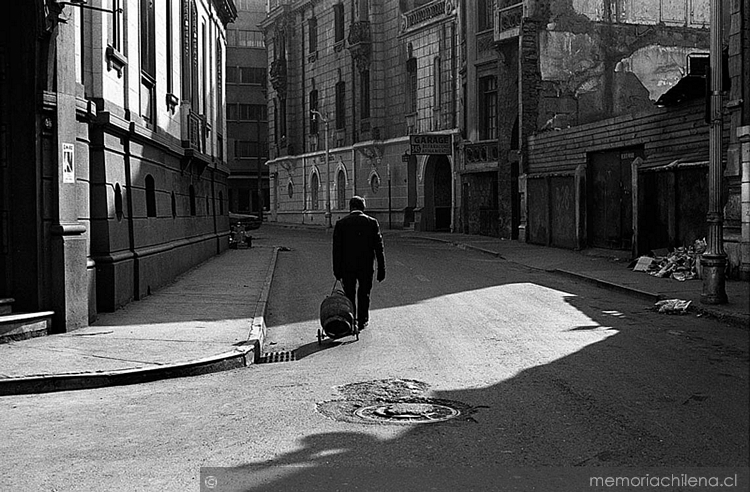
top-left (311, 110), bottom-right (332, 228)
top-left (701, 0), bottom-right (728, 304)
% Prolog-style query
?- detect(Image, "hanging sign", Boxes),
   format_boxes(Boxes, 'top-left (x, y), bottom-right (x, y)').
top-left (410, 134), bottom-right (451, 155)
top-left (62, 143), bottom-right (75, 183)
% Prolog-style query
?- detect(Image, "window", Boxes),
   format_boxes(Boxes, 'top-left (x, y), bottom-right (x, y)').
top-left (309, 89), bottom-right (319, 134)
top-left (108, 0), bottom-right (122, 50)
top-left (140, 0), bottom-right (156, 125)
top-left (166, 0), bottom-right (174, 95)
top-left (218, 191), bottom-right (224, 215)
top-left (334, 4), bottom-right (344, 43)
top-left (227, 30), bottom-right (265, 48)
top-left (189, 185), bottom-right (196, 216)
top-left (227, 104), bottom-right (267, 121)
top-left (337, 171), bottom-right (346, 209)
top-left (478, 0), bottom-right (494, 32)
top-left (145, 175), bottom-right (156, 217)
top-left (370, 174), bottom-right (380, 194)
top-left (361, 70), bottom-right (370, 119)
top-left (308, 17), bottom-right (318, 53)
top-left (206, 195), bottom-right (210, 216)
top-left (275, 97), bottom-right (287, 140)
top-left (310, 173), bottom-right (319, 210)
top-left (406, 57), bottom-right (417, 114)
top-left (115, 183), bottom-right (124, 221)
top-left (479, 76), bottom-right (497, 140)
top-left (288, 182), bottom-right (294, 198)
top-left (335, 81), bottom-right (345, 130)
top-left (171, 191), bottom-right (177, 218)
top-left (240, 67), bottom-right (265, 84)
top-left (234, 141), bottom-right (263, 158)
top-left (433, 57), bottom-right (442, 109)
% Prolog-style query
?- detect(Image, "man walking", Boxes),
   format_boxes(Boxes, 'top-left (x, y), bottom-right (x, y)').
top-left (332, 196), bottom-right (386, 329)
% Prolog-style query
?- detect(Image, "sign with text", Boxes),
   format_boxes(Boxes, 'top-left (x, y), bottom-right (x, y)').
top-left (410, 134), bottom-right (451, 155)
top-left (62, 143), bottom-right (75, 183)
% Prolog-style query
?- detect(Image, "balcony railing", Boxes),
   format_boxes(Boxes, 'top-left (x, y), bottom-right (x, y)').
top-left (348, 21), bottom-right (371, 46)
top-left (347, 21), bottom-right (371, 72)
top-left (269, 58), bottom-right (287, 96)
top-left (494, 2), bottom-right (524, 42)
top-left (402, 0), bottom-right (449, 32)
top-left (464, 141), bottom-right (499, 164)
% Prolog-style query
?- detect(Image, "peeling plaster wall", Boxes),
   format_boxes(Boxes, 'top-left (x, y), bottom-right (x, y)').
top-left (536, 1), bottom-right (710, 129)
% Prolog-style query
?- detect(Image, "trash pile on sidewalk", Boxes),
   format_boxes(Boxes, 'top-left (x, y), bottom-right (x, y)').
top-left (631, 238), bottom-right (707, 282)
top-left (654, 298), bottom-right (692, 314)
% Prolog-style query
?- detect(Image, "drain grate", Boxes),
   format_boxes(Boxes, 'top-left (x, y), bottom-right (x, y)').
top-left (259, 350), bottom-right (296, 363)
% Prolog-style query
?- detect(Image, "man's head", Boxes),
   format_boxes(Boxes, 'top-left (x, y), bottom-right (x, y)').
top-left (349, 196), bottom-right (366, 211)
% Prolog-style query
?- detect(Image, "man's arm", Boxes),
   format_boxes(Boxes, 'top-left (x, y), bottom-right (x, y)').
top-left (373, 220), bottom-right (385, 281)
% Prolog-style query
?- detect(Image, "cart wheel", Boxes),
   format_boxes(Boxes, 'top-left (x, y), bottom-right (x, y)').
top-left (317, 329), bottom-right (322, 346)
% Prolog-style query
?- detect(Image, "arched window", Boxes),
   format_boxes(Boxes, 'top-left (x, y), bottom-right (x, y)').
top-left (337, 170), bottom-right (346, 209)
top-left (115, 183), bottom-right (124, 221)
top-left (189, 185), bottom-right (196, 216)
top-left (310, 172), bottom-right (319, 210)
top-left (171, 191), bottom-right (177, 218)
top-left (145, 175), bottom-right (156, 217)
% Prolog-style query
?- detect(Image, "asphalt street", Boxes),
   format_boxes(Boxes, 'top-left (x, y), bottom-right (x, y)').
top-left (1, 227), bottom-right (747, 492)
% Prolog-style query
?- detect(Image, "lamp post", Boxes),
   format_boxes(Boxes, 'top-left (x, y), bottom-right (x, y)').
top-left (311, 109), bottom-right (332, 228)
top-left (701, 0), bottom-right (728, 304)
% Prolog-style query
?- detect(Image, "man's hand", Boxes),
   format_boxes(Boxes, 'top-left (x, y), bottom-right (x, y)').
top-left (377, 267), bottom-right (385, 282)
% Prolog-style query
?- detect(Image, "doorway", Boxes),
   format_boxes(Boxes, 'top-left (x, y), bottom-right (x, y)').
top-left (423, 155), bottom-right (452, 232)
top-left (587, 148), bottom-right (641, 250)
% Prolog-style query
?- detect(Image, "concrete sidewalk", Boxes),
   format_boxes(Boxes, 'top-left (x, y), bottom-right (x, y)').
top-left (0, 246), bottom-right (278, 395)
top-left (405, 231), bottom-right (749, 330)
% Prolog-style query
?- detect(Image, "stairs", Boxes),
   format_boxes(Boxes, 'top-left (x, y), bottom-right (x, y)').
top-left (0, 298), bottom-right (54, 343)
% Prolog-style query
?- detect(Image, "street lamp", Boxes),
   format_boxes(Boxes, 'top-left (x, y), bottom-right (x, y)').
top-left (702, 0), bottom-right (728, 304)
top-left (311, 109), bottom-right (332, 228)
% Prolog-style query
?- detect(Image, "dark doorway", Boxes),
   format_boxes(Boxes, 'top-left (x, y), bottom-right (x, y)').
top-left (587, 148), bottom-right (641, 251)
top-left (422, 155), bottom-right (452, 232)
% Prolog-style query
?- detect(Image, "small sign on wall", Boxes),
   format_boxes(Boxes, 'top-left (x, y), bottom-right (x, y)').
top-left (62, 143), bottom-right (75, 183)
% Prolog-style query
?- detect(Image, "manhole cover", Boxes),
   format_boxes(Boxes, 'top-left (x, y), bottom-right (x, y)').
top-left (354, 401), bottom-right (460, 424)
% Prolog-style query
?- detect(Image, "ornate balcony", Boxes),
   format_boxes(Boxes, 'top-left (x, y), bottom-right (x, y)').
top-left (347, 21), bottom-right (371, 72)
top-left (494, 2), bottom-right (525, 42)
top-left (269, 58), bottom-right (287, 97)
top-left (464, 141), bottom-right (500, 165)
top-left (401, 0), bottom-right (453, 33)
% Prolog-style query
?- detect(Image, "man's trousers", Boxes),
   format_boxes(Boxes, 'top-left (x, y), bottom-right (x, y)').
top-left (341, 270), bottom-right (374, 326)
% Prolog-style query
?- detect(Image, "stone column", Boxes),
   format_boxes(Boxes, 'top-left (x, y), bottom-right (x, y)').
top-left (49, 6), bottom-right (89, 330)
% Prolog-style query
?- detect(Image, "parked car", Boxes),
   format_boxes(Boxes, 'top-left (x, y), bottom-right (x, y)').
top-left (229, 212), bottom-right (262, 230)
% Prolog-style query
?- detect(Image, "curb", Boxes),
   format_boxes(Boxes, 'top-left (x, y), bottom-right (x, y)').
top-left (553, 269), bottom-right (663, 302)
top-left (0, 347), bottom-right (254, 396)
top-left (246, 246), bottom-right (280, 362)
top-left (0, 247), bottom-right (281, 396)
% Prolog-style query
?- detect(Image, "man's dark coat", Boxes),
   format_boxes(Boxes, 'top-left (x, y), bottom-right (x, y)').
top-left (332, 210), bottom-right (385, 278)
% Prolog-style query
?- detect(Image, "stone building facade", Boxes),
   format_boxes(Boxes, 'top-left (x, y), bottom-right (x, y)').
top-left (1, 0), bottom-right (235, 337)
top-left (262, 0), bottom-right (460, 231)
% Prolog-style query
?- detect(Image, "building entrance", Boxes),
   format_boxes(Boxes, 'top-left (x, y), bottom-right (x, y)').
top-left (423, 155), bottom-right (452, 232)
top-left (587, 148), bottom-right (641, 251)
